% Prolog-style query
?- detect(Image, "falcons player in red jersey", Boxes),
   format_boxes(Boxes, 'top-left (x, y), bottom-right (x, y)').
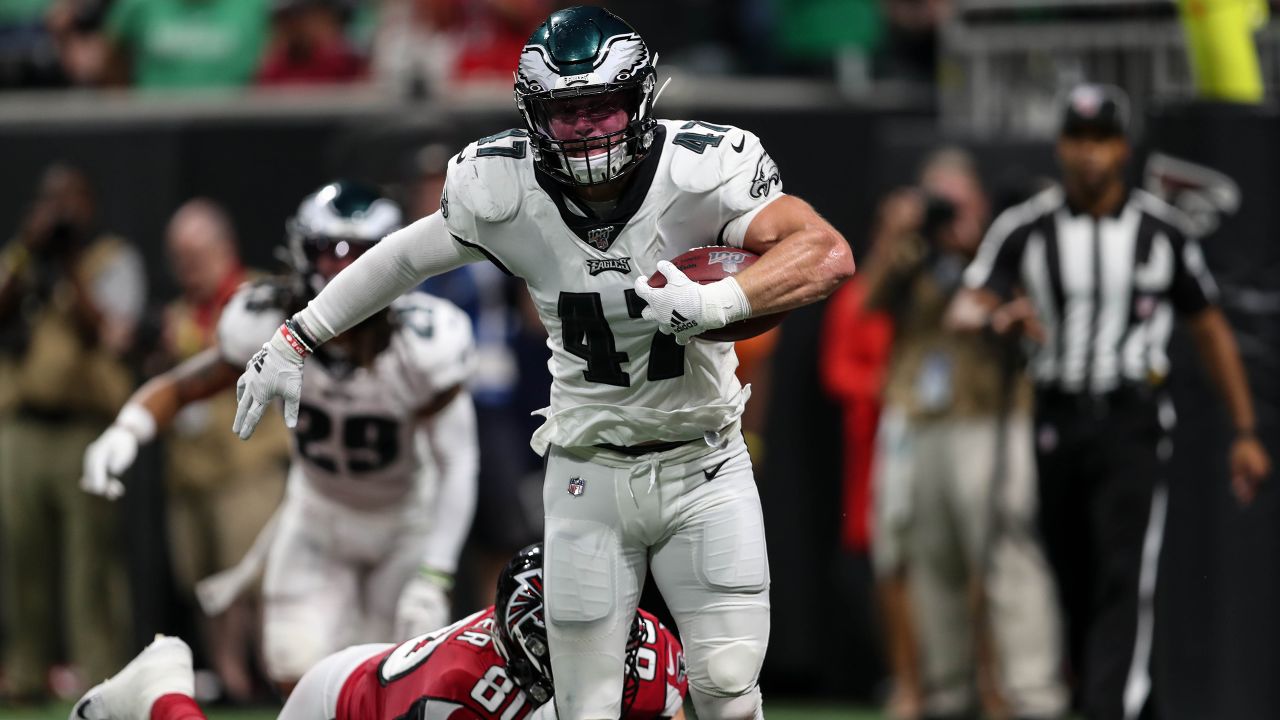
top-left (73, 544), bottom-right (688, 720)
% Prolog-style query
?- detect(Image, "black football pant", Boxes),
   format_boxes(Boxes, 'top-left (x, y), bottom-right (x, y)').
top-left (1034, 387), bottom-right (1170, 720)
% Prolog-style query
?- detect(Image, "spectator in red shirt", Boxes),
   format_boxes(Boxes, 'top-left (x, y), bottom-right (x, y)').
top-left (371, 0), bottom-right (548, 96)
top-left (257, 0), bottom-right (364, 87)
top-left (820, 278), bottom-right (893, 554)
top-left (820, 277), bottom-right (916, 719)
top-left (450, 0), bottom-right (548, 82)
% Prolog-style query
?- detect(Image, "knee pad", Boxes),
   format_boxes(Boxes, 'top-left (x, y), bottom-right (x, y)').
top-left (700, 640), bottom-right (766, 696)
top-left (680, 598), bottom-right (769, 699)
top-left (689, 683), bottom-right (763, 720)
top-left (265, 626), bottom-right (329, 683)
top-left (263, 599), bottom-right (346, 683)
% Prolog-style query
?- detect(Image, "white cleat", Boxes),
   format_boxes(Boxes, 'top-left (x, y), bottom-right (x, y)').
top-left (71, 635), bottom-right (195, 720)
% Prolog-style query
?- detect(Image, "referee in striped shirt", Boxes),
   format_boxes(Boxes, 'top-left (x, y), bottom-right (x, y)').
top-left (948, 85), bottom-right (1271, 720)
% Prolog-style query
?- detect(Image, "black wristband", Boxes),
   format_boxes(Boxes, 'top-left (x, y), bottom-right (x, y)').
top-left (285, 317), bottom-right (318, 353)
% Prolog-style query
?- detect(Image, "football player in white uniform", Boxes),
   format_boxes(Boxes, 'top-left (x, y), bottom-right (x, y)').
top-left (230, 7), bottom-right (854, 719)
top-left (81, 181), bottom-right (479, 691)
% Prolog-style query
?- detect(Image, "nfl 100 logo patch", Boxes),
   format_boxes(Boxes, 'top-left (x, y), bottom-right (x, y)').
top-left (708, 250), bottom-right (749, 273)
top-left (567, 476), bottom-right (587, 497)
top-left (586, 226), bottom-right (615, 250)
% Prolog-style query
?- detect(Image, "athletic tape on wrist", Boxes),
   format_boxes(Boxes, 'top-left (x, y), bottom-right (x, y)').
top-left (117, 402), bottom-right (157, 443)
top-left (715, 277), bottom-right (752, 323)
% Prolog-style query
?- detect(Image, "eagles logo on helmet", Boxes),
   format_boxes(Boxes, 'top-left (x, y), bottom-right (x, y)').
top-left (284, 180), bottom-right (404, 372)
top-left (514, 6), bottom-right (660, 187)
top-left (286, 180), bottom-right (403, 300)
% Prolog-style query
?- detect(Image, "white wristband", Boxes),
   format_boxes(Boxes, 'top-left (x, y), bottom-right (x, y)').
top-left (116, 402), bottom-right (157, 444)
top-left (708, 277), bottom-right (753, 324)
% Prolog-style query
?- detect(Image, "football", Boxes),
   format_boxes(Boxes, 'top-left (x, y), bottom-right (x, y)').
top-left (648, 246), bottom-right (788, 342)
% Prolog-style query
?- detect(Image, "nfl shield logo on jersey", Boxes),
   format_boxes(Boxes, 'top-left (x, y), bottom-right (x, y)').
top-left (567, 477), bottom-right (587, 497)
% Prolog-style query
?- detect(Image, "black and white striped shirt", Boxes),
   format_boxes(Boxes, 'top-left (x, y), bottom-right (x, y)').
top-left (963, 187), bottom-right (1219, 394)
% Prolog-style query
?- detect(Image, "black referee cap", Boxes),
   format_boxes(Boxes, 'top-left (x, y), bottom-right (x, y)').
top-left (1060, 84), bottom-right (1130, 139)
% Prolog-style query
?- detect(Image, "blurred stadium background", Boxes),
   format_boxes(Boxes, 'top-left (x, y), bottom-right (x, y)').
top-left (0, 0), bottom-right (1279, 718)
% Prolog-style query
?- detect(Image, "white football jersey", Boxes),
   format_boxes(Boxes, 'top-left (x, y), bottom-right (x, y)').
top-left (218, 282), bottom-right (475, 509)
top-left (443, 119), bottom-right (784, 453)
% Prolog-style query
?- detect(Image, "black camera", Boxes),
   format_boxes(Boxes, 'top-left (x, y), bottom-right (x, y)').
top-left (920, 193), bottom-right (957, 244)
top-left (44, 219), bottom-right (79, 256)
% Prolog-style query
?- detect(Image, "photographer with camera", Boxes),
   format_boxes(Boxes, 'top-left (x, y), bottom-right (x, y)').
top-left (862, 149), bottom-right (1066, 720)
top-left (0, 164), bottom-right (144, 703)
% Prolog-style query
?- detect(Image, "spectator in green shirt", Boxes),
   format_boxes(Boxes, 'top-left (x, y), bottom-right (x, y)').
top-left (774, 0), bottom-right (884, 73)
top-left (104, 0), bottom-right (270, 90)
top-left (0, 0), bottom-right (52, 26)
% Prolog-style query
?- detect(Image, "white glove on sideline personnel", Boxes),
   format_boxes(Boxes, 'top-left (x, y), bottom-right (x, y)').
top-left (82, 403), bottom-right (157, 500)
top-left (232, 320), bottom-right (309, 440)
top-left (394, 569), bottom-right (453, 638)
top-left (634, 260), bottom-right (751, 345)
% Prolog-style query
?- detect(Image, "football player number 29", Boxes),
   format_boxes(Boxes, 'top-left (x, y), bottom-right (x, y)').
top-left (294, 404), bottom-right (398, 475)
top-left (558, 290), bottom-right (685, 387)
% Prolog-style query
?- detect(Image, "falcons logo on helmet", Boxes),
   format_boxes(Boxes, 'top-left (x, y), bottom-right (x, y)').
top-left (505, 569), bottom-right (545, 631)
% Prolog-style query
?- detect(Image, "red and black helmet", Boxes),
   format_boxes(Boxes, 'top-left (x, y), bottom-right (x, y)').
top-left (491, 543), bottom-right (649, 708)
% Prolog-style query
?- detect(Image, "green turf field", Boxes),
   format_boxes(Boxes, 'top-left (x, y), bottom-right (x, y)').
top-left (0, 701), bottom-right (883, 720)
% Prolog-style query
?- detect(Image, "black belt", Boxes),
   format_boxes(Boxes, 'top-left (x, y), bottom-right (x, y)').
top-left (15, 403), bottom-right (80, 424)
top-left (1036, 384), bottom-right (1156, 416)
top-left (594, 439), bottom-right (695, 457)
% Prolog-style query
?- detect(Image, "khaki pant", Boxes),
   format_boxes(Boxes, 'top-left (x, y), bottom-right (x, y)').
top-left (166, 392), bottom-right (289, 594)
top-left (883, 412), bottom-right (1067, 718)
top-left (0, 416), bottom-right (129, 695)
top-left (167, 467), bottom-right (285, 597)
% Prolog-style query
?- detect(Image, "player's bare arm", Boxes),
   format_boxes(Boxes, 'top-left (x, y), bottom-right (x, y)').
top-left (135, 348), bottom-right (241, 427)
top-left (82, 347), bottom-right (240, 499)
top-left (1185, 306), bottom-right (1272, 503)
top-left (634, 197), bottom-right (855, 346)
top-left (734, 195), bottom-right (855, 315)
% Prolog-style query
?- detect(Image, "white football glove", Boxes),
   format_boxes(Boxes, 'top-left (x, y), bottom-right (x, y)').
top-left (82, 403), bottom-right (156, 500)
top-left (232, 322), bottom-right (308, 440)
top-left (394, 570), bottom-right (452, 638)
top-left (633, 260), bottom-right (752, 345)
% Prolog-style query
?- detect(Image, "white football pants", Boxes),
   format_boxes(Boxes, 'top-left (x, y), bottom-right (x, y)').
top-left (263, 469), bottom-right (430, 682)
top-left (543, 432), bottom-right (770, 720)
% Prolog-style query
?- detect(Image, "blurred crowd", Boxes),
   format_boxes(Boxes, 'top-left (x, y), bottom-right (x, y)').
top-left (0, 152), bottom-right (558, 703)
top-left (0, 0), bottom-right (951, 95)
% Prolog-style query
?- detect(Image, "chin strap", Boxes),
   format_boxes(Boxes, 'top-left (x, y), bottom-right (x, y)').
top-left (653, 76), bottom-right (673, 106)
